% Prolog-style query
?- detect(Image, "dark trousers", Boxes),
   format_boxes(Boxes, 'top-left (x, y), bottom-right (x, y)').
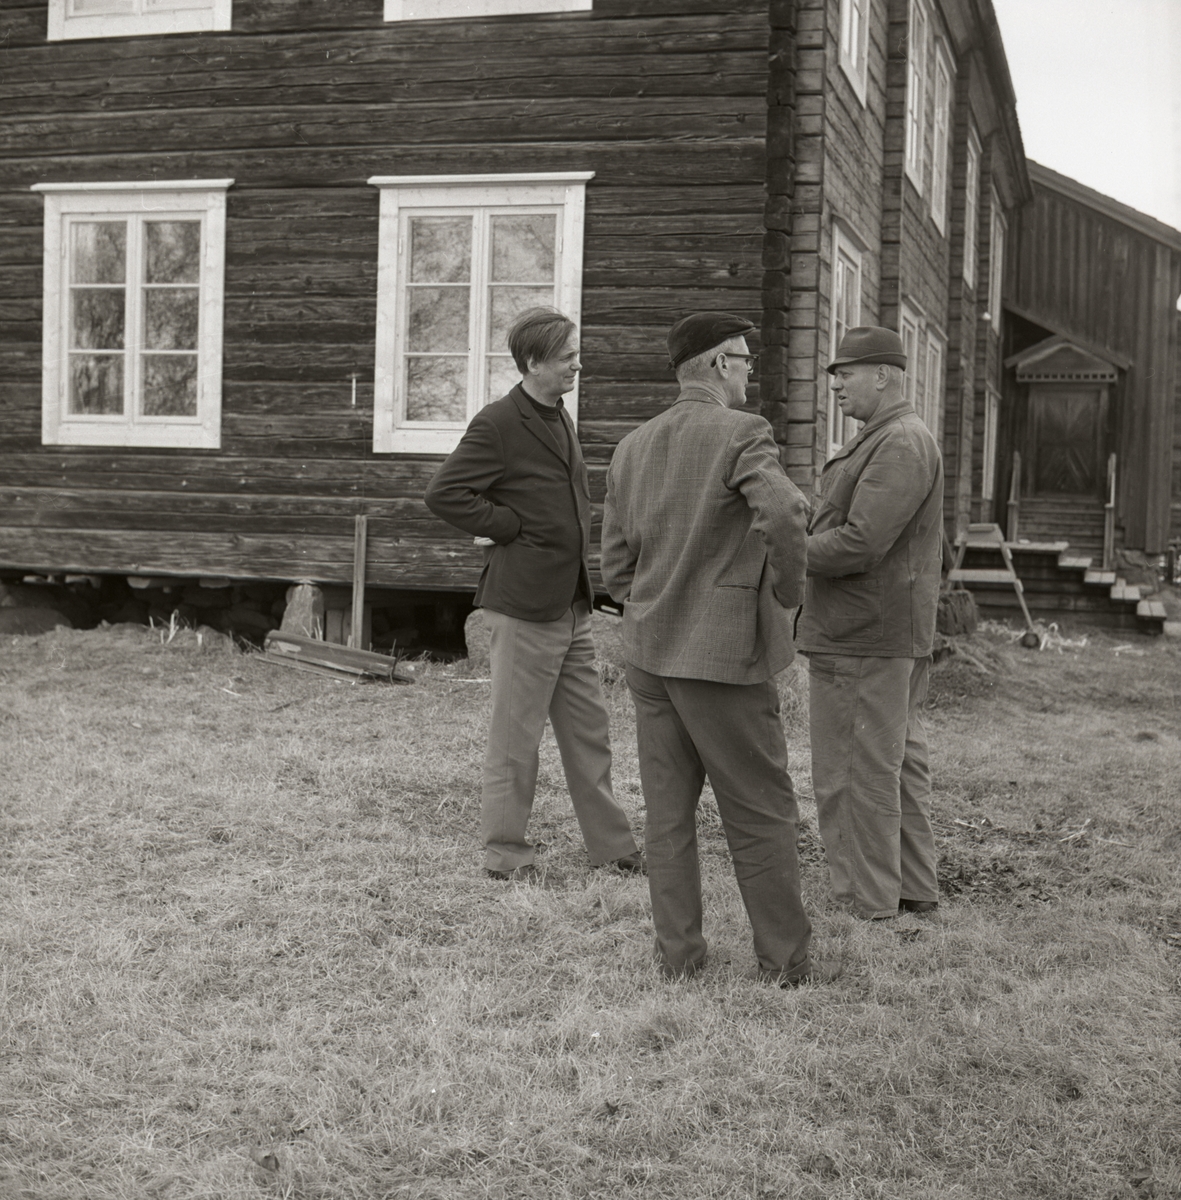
top-left (625, 663), bottom-right (813, 977)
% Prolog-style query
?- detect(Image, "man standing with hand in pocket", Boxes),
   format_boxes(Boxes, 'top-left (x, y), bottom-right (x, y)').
top-left (425, 307), bottom-right (641, 882)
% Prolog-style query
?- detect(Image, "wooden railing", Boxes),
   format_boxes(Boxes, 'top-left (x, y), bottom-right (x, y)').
top-left (1103, 452), bottom-right (1117, 570)
top-left (1006, 450), bottom-right (1021, 543)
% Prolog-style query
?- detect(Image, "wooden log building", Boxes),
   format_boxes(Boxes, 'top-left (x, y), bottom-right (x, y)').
top-left (0, 0), bottom-right (1083, 619)
top-left (998, 162), bottom-right (1181, 560)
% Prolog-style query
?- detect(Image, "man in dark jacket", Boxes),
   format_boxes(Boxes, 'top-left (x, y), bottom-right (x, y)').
top-left (796, 326), bottom-right (943, 920)
top-left (424, 307), bottom-right (641, 881)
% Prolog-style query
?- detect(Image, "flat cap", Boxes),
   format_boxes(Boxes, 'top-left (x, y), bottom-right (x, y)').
top-left (826, 325), bottom-right (907, 373)
top-left (667, 311), bottom-right (756, 369)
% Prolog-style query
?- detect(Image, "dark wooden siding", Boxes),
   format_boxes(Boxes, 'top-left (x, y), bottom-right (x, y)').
top-left (1006, 182), bottom-right (1181, 552)
top-left (0, 0), bottom-right (773, 588)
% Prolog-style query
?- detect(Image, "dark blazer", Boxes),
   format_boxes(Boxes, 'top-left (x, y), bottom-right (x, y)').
top-left (424, 385), bottom-right (592, 623)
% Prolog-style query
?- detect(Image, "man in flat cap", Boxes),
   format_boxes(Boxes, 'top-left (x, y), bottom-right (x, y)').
top-left (602, 312), bottom-right (833, 985)
top-left (796, 325), bottom-right (943, 920)
top-left (425, 307), bottom-right (642, 882)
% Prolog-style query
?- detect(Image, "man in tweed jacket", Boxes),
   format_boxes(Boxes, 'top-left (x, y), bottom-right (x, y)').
top-left (601, 312), bottom-right (830, 986)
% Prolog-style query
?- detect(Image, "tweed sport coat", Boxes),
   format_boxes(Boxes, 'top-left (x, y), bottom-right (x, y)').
top-left (601, 390), bottom-right (809, 685)
top-left (795, 393), bottom-right (943, 658)
top-left (424, 385), bottom-right (592, 623)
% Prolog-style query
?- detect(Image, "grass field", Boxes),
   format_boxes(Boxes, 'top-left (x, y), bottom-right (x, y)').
top-left (1, 618), bottom-right (1178, 1200)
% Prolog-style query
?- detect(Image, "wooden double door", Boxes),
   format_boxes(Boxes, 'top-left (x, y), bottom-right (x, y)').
top-left (1023, 385), bottom-right (1110, 497)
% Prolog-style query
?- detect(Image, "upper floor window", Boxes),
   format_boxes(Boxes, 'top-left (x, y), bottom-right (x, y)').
top-left (930, 43), bottom-right (953, 233)
top-left (828, 226), bottom-right (864, 457)
top-left (963, 125), bottom-right (981, 288)
top-left (904, 0), bottom-right (928, 191)
top-left (988, 191), bottom-right (1006, 332)
top-left (838, 0), bottom-right (870, 105)
top-left (32, 180), bottom-right (230, 449)
top-left (48, 0), bottom-right (232, 41)
top-left (385, 0), bottom-right (589, 19)
top-left (369, 173), bottom-right (592, 455)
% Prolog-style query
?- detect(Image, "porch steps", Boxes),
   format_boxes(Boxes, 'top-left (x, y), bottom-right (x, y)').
top-left (955, 541), bottom-right (1165, 633)
top-left (1014, 498), bottom-right (1106, 557)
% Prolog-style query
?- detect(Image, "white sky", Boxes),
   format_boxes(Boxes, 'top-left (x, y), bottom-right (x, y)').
top-left (991, 0), bottom-right (1181, 231)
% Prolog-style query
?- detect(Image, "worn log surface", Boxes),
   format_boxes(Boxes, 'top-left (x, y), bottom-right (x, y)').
top-left (0, 1), bottom-right (774, 588)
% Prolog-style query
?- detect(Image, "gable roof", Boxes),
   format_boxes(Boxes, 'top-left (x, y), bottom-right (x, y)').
top-left (1005, 335), bottom-right (1120, 382)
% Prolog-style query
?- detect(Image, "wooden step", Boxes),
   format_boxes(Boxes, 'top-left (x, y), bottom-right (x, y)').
top-left (1137, 599), bottom-right (1167, 619)
top-left (1057, 555), bottom-right (1093, 570)
top-left (1111, 581), bottom-right (1141, 602)
top-left (949, 568), bottom-right (1019, 584)
top-left (1084, 569), bottom-right (1116, 585)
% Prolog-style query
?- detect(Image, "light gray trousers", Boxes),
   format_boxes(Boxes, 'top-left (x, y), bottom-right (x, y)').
top-left (806, 653), bottom-right (939, 919)
top-left (481, 604), bottom-right (637, 873)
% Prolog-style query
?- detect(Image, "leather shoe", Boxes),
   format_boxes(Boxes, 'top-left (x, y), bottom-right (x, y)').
top-left (486, 864), bottom-right (540, 882)
top-left (610, 851), bottom-right (646, 875)
top-left (898, 898), bottom-right (938, 914)
top-left (761, 960), bottom-right (843, 988)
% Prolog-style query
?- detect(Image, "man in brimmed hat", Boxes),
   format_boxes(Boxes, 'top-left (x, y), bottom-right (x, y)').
top-left (796, 325), bottom-right (943, 920)
top-left (601, 311), bottom-right (835, 987)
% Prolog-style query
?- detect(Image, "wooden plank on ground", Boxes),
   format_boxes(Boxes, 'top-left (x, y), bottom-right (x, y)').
top-left (263, 629), bottom-right (413, 683)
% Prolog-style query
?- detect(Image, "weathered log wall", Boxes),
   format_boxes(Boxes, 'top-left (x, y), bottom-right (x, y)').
top-left (0, 0), bottom-right (774, 588)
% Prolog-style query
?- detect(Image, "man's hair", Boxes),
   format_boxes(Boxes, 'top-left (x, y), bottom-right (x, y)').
top-left (507, 307), bottom-right (576, 374)
top-left (675, 336), bottom-right (744, 384)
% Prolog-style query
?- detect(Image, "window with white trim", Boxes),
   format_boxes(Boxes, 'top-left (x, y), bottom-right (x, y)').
top-left (370, 173), bottom-right (591, 456)
top-left (48, 0), bottom-right (232, 41)
top-left (827, 227), bottom-right (864, 457)
top-left (963, 125), bottom-right (981, 287)
top-left (34, 181), bottom-right (230, 449)
top-left (988, 191), bottom-right (1006, 332)
top-left (922, 329), bottom-right (944, 442)
top-left (982, 384), bottom-right (1000, 501)
top-left (930, 43), bottom-right (953, 234)
top-left (905, 0), bottom-right (928, 191)
top-left (899, 302), bottom-right (922, 410)
top-left (838, 0), bottom-right (871, 104)
top-left (385, 0), bottom-right (589, 20)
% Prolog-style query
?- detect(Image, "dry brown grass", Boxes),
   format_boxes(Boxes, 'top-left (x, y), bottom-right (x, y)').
top-left (0, 619), bottom-right (1178, 1200)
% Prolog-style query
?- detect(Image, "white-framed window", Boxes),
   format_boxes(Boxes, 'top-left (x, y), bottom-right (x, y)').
top-left (48, 0), bottom-right (232, 41)
top-left (982, 384), bottom-right (1000, 501)
top-left (827, 226), bottom-right (864, 457)
top-left (963, 125), bottom-right (981, 288)
top-left (838, 0), bottom-right (871, 105)
top-left (988, 191), bottom-right (1006, 332)
top-left (369, 172), bottom-right (591, 456)
top-left (922, 328), bottom-right (944, 442)
top-left (385, 0), bottom-right (589, 20)
top-left (930, 43), bottom-right (953, 234)
top-left (899, 301), bottom-right (922, 410)
top-left (33, 180), bottom-right (230, 449)
top-left (905, 0), bottom-right (928, 191)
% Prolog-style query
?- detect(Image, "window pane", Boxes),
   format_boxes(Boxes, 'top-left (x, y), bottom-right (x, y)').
top-left (409, 217), bottom-right (471, 284)
top-left (486, 355), bottom-right (520, 404)
top-left (145, 221), bottom-right (201, 285)
top-left (71, 222), bottom-right (126, 285)
top-left (144, 288), bottom-right (199, 350)
top-left (489, 285), bottom-right (553, 348)
top-left (491, 214), bottom-right (556, 283)
top-left (142, 354), bottom-right (198, 416)
top-left (69, 355), bottom-right (123, 414)
top-left (71, 288), bottom-right (125, 349)
top-left (406, 357), bottom-right (468, 422)
top-left (408, 286), bottom-right (469, 353)
top-left (70, 0), bottom-right (135, 13)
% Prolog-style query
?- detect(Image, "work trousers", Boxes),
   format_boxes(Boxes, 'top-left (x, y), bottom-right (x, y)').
top-left (806, 654), bottom-right (939, 919)
top-left (482, 604), bottom-right (637, 873)
top-left (625, 663), bottom-right (813, 978)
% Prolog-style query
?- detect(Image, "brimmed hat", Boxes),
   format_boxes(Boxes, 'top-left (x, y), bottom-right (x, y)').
top-left (667, 312), bottom-right (756, 369)
top-left (826, 325), bottom-right (907, 373)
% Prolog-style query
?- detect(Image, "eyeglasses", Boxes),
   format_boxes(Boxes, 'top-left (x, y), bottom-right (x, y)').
top-left (711, 351), bottom-right (758, 373)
